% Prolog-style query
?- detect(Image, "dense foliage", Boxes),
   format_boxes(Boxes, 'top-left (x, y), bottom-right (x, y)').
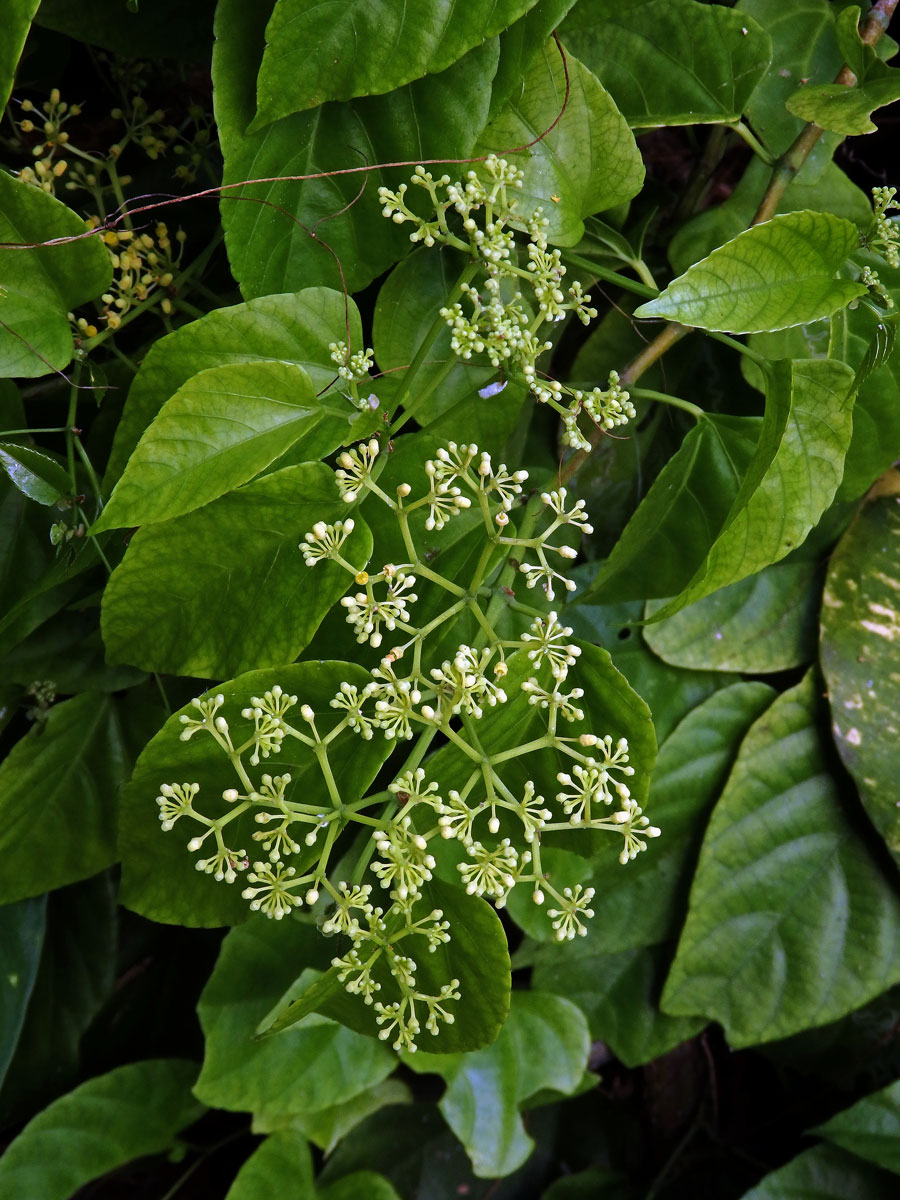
top-left (1, 1), bottom-right (900, 1196)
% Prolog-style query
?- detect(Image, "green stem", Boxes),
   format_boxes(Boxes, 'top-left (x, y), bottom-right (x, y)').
top-left (559, 251), bottom-right (658, 298)
top-left (728, 120), bottom-right (775, 165)
top-left (630, 387), bottom-right (706, 421)
top-left (706, 330), bottom-right (768, 366)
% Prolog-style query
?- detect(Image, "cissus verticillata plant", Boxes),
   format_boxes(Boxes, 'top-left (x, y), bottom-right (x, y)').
top-left (1, 1), bottom-right (900, 1197)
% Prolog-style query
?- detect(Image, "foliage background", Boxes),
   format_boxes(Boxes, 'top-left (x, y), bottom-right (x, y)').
top-left (1, 0), bottom-right (900, 1197)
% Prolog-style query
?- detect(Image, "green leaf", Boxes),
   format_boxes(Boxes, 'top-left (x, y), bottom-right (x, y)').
top-left (534, 942), bottom-right (704, 1068)
top-left (820, 483), bottom-right (900, 866)
top-left (785, 11), bottom-right (900, 137)
top-left (0, 1), bottom-right (40, 111)
top-left (669, 157), bottom-right (872, 276)
top-left (95, 361), bottom-right (358, 530)
top-left (251, 0), bottom-right (539, 124)
top-left (225, 1131), bottom-right (314, 1199)
top-left (34, 0), bottom-right (215, 60)
top-left (511, 683), bottom-right (774, 951)
top-left (196, 918), bottom-right (394, 1124)
top-left (736, 0), bottom-right (846, 176)
top-left (101, 463), bottom-right (371, 678)
top-left (0, 875), bottom-right (116, 1123)
top-left (565, 586), bottom-right (735, 744)
top-left (662, 672), bottom-right (900, 1047)
top-left (644, 561), bottom-right (821, 673)
top-left (0, 172), bottom-right (112, 377)
top-left (635, 212), bottom-right (866, 332)
top-left (119, 662), bottom-right (392, 926)
top-left (214, 0), bottom-right (497, 296)
top-left (372, 247), bottom-right (525, 440)
top-left (0, 442), bottom-right (70, 507)
top-left (561, 0), bottom-right (772, 127)
top-left (585, 416), bottom-right (760, 603)
top-left (648, 359), bottom-right (856, 620)
top-left (813, 1078), bottom-right (900, 1174)
top-left (490, 0), bottom-right (579, 118)
top-left (320, 1173), bottom-right (402, 1200)
top-left (541, 1168), bottom-right (630, 1200)
top-left (741, 1144), bottom-right (899, 1199)
top-left (262, 878), bottom-right (511, 1055)
top-left (104, 289), bottom-right (365, 488)
top-left (476, 42), bottom-right (644, 246)
top-left (786, 74), bottom-right (900, 136)
top-left (0, 1059), bottom-right (205, 1200)
top-left (404, 992), bottom-right (589, 1177)
top-left (268, 1079), bottom-right (412, 1151)
top-left (0, 897), bottom-right (46, 1089)
top-left (0, 693), bottom-right (137, 904)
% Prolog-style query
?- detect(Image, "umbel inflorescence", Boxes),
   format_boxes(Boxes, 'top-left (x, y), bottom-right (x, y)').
top-left (155, 435), bottom-right (660, 1052)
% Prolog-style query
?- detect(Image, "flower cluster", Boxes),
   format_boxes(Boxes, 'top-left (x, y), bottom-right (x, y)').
top-left (378, 156), bottom-right (637, 450)
top-left (155, 430), bottom-right (660, 1052)
top-left (871, 185), bottom-right (900, 270)
top-left (89, 220), bottom-right (186, 330)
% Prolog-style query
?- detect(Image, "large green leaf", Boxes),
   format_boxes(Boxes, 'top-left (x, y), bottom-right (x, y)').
top-left (0, 1059), bottom-right (204, 1200)
top-left (214, 0), bottom-right (497, 297)
top-left (404, 992), bottom-right (589, 1177)
top-left (0, 693), bottom-right (136, 904)
top-left (820, 484), bottom-right (900, 866)
top-left (742, 1144), bottom-right (898, 1199)
top-left (490, 0), bottom-right (579, 117)
top-left (0, 875), bottom-right (116, 1123)
top-left (95, 361), bottom-right (359, 530)
top-left (511, 683), bottom-right (774, 951)
top-left (476, 41), bottom-right (644, 246)
top-left (644, 561), bottom-right (821, 673)
top-left (119, 662), bottom-right (392, 926)
top-left (585, 416), bottom-right (760, 603)
top-left (196, 918), bottom-right (394, 1124)
top-left (251, 0), bottom-right (538, 124)
top-left (669, 158), bottom-right (872, 276)
top-left (0, 897), bottom-right (45, 1090)
top-left (261, 878), bottom-right (511, 1056)
top-left (813, 1078), bottom-right (900, 1174)
top-left (0, 172), bottom-right (111, 377)
top-left (648, 359), bottom-right (856, 620)
top-left (0, 1), bottom-right (40, 112)
top-left (101, 463), bottom-right (371, 678)
top-left (104, 289), bottom-right (365, 487)
top-left (561, 0), bottom-right (771, 126)
top-left (635, 212), bottom-right (866, 333)
top-left (534, 943), bottom-right (704, 1068)
top-left (662, 672), bottom-right (900, 1047)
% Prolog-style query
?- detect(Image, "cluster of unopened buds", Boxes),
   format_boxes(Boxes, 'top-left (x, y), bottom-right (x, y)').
top-left (155, 430), bottom-right (659, 1051)
top-left (377, 156), bottom-right (637, 450)
top-left (14, 90), bottom-right (79, 195)
top-left (83, 219), bottom-right (186, 330)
